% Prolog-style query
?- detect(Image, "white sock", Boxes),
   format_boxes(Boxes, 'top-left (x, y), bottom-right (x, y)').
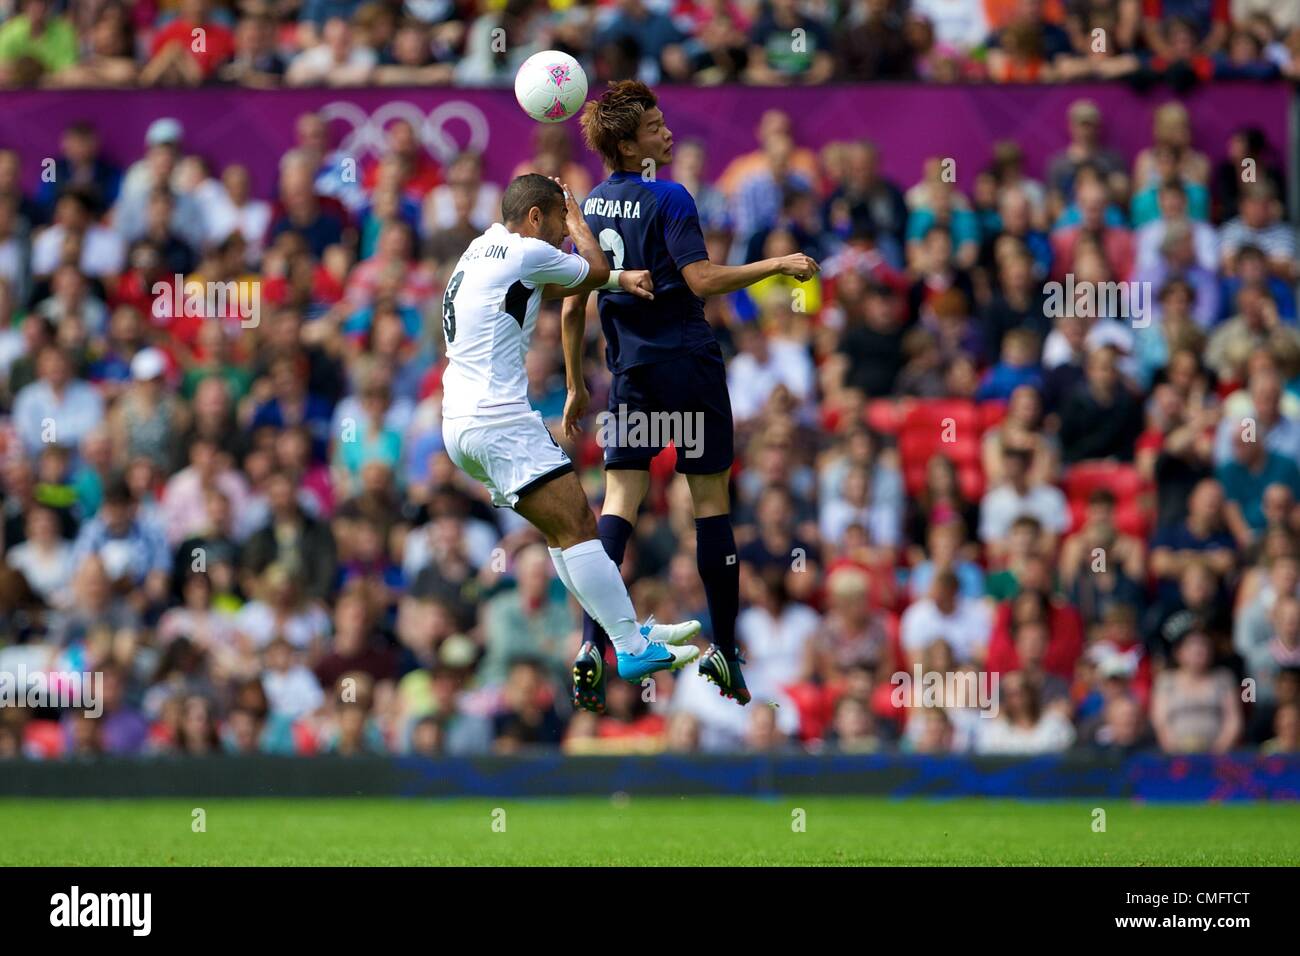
top-left (547, 547), bottom-right (597, 621)
top-left (560, 539), bottom-right (648, 655)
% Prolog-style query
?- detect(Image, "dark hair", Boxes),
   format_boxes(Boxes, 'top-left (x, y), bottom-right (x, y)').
top-left (580, 79), bottom-right (657, 169)
top-left (1010, 514), bottom-right (1043, 534)
top-left (1002, 442), bottom-right (1034, 462)
top-left (1089, 488), bottom-right (1117, 507)
top-left (1158, 277), bottom-right (1193, 302)
top-left (102, 476), bottom-right (134, 506)
top-left (1158, 177), bottom-right (1186, 198)
top-left (56, 186), bottom-right (98, 217)
top-left (500, 173), bottom-right (564, 225)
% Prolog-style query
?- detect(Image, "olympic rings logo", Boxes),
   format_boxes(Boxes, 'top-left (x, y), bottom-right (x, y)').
top-left (317, 99), bottom-right (492, 164)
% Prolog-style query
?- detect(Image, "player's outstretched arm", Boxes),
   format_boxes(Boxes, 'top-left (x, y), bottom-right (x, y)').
top-left (680, 253), bottom-right (820, 298)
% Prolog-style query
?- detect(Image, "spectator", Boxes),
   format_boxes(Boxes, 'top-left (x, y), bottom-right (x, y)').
top-left (973, 670), bottom-right (1076, 753)
top-left (0, 0), bottom-right (78, 85)
top-left (1058, 344), bottom-right (1144, 463)
top-left (241, 470), bottom-right (338, 601)
top-left (141, 0), bottom-right (236, 86)
top-left (804, 566), bottom-right (890, 684)
top-left (287, 16), bottom-right (378, 87)
top-left (1151, 619), bottom-right (1242, 753)
top-left (1149, 478), bottom-right (1238, 600)
top-left (836, 0), bottom-right (914, 80)
top-left (596, 0), bottom-right (690, 83)
top-left (31, 188), bottom-right (125, 279)
top-left (911, 0), bottom-right (991, 51)
top-left (261, 636), bottom-right (326, 718)
top-left (479, 545), bottom-right (574, 688)
top-left (216, 12), bottom-right (288, 88)
top-left (266, 151), bottom-right (352, 258)
top-left (11, 343), bottom-right (104, 457)
top-left (423, 152), bottom-right (501, 236)
top-left (492, 658), bottom-right (566, 751)
top-left (1217, 427), bottom-right (1300, 548)
top-left (1045, 99), bottom-right (1126, 200)
top-left (4, 504), bottom-right (74, 608)
top-left (236, 562), bottom-right (332, 653)
top-left (899, 569), bottom-right (992, 665)
top-left (70, 477), bottom-right (171, 608)
top-left (746, 0), bottom-right (834, 84)
top-left (1089, 694), bottom-right (1156, 753)
top-left (979, 442), bottom-right (1069, 557)
top-left (1218, 181), bottom-right (1295, 281)
top-left (35, 122), bottom-right (122, 219)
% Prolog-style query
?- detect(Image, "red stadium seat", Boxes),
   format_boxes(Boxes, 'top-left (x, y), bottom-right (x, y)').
top-left (899, 430), bottom-right (981, 464)
top-left (1067, 499), bottom-right (1088, 534)
top-left (885, 611), bottom-right (905, 673)
top-left (902, 399), bottom-right (981, 437)
top-left (979, 400), bottom-right (1009, 430)
top-left (22, 720), bottom-right (64, 759)
top-left (1063, 462), bottom-right (1146, 503)
top-left (958, 464), bottom-right (985, 501)
top-left (1063, 463), bottom-right (1154, 536)
top-left (783, 683), bottom-right (835, 742)
top-left (899, 433), bottom-right (983, 499)
top-left (1115, 500), bottom-right (1151, 538)
top-left (866, 399), bottom-right (903, 435)
top-left (897, 399), bottom-right (989, 496)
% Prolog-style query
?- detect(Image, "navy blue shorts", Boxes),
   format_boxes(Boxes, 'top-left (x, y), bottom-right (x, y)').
top-left (602, 342), bottom-right (734, 475)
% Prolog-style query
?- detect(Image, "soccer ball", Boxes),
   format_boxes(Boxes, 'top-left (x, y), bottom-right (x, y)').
top-left (514, 51), bottom-right (588, 124)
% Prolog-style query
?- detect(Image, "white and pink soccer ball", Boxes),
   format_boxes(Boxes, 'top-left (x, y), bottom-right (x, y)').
top-left (514, 51), bottom-right (588, 124)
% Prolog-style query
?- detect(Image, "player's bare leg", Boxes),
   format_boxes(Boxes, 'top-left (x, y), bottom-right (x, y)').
top-left (685, 470), bottom-right (749, 705)
top-left (601, 468), bottom-right (649, 524)
top-left (514, 471), bottom-right (699, 709)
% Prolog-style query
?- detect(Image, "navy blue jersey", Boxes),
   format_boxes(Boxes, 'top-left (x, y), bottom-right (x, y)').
top-left (582, 171), bottom-right (714, 373)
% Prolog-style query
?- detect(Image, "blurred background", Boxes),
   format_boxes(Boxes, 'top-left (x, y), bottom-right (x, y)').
top-left (0, 1), bottom-right (1297, 787)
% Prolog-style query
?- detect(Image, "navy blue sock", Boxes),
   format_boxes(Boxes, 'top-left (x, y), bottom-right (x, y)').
top-left (695, 514), bottom-right (739, 657)
top-left (581, 514), bottom-right (634, 657)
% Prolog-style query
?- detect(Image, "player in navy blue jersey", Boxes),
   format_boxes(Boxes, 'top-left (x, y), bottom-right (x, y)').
top-left (560, 81), bottom-right (819, 712)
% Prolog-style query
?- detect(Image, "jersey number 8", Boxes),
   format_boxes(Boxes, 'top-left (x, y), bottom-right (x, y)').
top-left (442, 270), bottom-right (464, 343)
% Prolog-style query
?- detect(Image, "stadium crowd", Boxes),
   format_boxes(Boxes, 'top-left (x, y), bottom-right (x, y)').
top-left (0, 82), bottom-right (1299, 759)
top-left (2, 0), bottom-right (1300, 88)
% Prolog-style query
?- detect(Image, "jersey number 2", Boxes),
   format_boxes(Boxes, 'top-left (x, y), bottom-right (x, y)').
top-left (599, 229), bottom-right (625, 269)
top-left (442, 270), bottom-right (464, 343)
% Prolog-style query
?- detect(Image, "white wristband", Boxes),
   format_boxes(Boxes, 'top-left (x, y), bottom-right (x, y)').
top-left (599, 269), bottom-right (623, 291)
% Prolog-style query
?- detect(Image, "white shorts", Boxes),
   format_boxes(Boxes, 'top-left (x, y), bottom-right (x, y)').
top-left (442, 410), bottom-right (573, 508)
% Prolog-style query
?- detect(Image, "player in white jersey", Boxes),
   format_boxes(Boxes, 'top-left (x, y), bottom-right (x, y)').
top-left (440, 174), bottom-right (700, 702)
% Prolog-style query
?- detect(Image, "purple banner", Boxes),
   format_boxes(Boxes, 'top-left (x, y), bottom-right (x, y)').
top-left (0, 83), bottom-right (1288, 200)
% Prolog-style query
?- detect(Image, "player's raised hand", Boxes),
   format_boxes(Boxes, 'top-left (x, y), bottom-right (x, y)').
top-left (776, 254), bottom-right (821, 282)
top-left (563, 384), bottom-right (589, 440)
top-left (553, 177), bottom-right (583, 225)
top-left (618, 270), bottom-right (655, 300)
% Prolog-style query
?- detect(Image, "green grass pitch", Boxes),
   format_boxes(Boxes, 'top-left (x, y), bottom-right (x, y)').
top-left (2, 797), bottom-right (1298, 866)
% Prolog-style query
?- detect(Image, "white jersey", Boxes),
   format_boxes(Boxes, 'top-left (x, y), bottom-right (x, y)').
top-left (440, 222), bottom-right (589, 419)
